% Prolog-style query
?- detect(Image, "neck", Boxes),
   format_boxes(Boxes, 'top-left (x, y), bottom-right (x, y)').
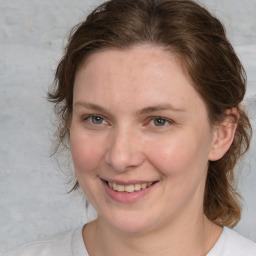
top-left (84, 213), bottom-right (222, 256)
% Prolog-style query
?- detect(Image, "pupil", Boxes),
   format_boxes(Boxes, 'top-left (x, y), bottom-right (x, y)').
top-left (154, 118), bottom-right (165, 126)
top-left (92, 116), bottom-right (103, 124)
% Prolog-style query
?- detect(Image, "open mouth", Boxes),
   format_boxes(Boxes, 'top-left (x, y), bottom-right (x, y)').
top-left (103, 180), bottom-right (158, 193)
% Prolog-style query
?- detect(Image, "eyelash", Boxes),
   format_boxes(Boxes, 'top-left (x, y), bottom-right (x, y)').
top-left (82, 114), bottom-right (173, 128)
top-left (83, 115), bottom-right (108, 125)
top-left (147, 116), bottom-right (173, 127)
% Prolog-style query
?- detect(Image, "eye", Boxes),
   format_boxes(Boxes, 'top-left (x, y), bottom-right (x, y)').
top-left (149, 117), bottom-right (172, 127)
top-left (84, 115), bottom-right (106, 125)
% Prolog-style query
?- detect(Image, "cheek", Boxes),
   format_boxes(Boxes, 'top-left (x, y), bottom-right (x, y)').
top-left (70, 131), bottom-right (104, 175)
top-left (145, 132), bottom-right (210, 177)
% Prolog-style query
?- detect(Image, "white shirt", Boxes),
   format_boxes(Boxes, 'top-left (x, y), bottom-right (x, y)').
top-left (2, 226), bottom-right (256, 256)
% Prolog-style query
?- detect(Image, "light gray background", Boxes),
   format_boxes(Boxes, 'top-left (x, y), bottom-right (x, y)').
top-left (0, 0), bottom-right (255, 254)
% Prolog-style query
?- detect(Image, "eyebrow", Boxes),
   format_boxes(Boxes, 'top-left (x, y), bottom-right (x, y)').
top-left (136, 104), bottom-right (185, 115)
top-left (73, 102), bottom-right (185, 116)
top-left (74, 102), bottom-right (112, 116)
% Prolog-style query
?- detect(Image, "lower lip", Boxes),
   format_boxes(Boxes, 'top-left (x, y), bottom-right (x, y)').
top-left (102, 180), bottom-right (158, 203)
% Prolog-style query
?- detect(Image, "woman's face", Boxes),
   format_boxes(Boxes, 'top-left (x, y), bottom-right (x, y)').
top-left (70, 45), bottom-right (216, 234)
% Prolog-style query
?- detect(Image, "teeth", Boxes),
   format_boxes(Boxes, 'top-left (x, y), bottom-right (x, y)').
top-left (134, 184), bottom-right (141, 191)
top-left (141, 183), bottom-right (147, 189)
top-left (108, 182), bottom-right (153, 193)
top-left (116, 184), bottom-right (125, 192)
top-left (125, 184), bottom-right (134, 193)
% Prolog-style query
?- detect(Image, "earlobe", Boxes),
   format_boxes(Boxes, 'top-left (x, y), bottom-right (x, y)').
top-left (208, 108), bottom-right (239, 161)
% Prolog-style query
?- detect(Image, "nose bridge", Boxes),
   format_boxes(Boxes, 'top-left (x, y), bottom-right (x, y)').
top-left (105, 124), bottom-right (144, 172)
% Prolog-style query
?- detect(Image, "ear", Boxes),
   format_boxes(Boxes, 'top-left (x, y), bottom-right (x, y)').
top-left (208, 108), bottom-right (239, 161)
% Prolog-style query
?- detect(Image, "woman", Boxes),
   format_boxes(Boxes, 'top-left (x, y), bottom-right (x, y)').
top-left (4, 0), bottom-right (256, 255)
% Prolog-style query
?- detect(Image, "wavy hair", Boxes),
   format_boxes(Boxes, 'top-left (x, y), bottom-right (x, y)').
top-left (48, 0), bottom-right (252, 227)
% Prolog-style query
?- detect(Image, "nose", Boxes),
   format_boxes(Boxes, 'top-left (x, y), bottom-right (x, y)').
top-left (105, 127), bottom-right (145, 172)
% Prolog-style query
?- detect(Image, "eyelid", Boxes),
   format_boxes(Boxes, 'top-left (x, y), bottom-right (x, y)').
top-left (147, 116), bottom-right (174, 127)
top-left (82, 114), bottom-right (174, 127)
top-left (83, 114), bottom-right (109, 125)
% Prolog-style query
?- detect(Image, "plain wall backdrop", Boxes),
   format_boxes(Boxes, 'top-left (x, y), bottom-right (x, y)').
top-left (0, 0), bottom-right (256, 254)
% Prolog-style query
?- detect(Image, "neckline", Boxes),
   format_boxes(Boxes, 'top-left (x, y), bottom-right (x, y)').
top-left (206, 227), bottom-right (226, 255)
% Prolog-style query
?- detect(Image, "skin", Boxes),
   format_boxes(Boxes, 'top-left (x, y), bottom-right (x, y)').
top-left (70, 45), bottom-right (237, 256)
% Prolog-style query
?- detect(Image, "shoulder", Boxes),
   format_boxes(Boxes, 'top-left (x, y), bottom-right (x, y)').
top-left (2, 226), bottom-right (84, 256)
top-left (208, 227), bottom-right (256, 256)
top-left (223, 227), bottom-right (256, 254)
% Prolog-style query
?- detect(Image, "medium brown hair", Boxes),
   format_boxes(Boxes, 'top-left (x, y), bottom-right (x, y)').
top-left (48, 0), bottom-right (252, 227)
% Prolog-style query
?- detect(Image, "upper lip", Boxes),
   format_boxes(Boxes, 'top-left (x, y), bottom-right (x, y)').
top-left (100, 178), bottom-right (158, 185)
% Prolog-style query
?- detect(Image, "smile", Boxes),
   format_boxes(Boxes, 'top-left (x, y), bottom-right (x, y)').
top-left (108, 182), bottom-right (153, 193)
top-left (101, 179), bottom-right (159, 203)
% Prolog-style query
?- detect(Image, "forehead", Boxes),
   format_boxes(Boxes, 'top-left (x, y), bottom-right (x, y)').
top-left (79, 45), bottom-right (184, 77)
top-left (73, 45), bottom-right (206, 114)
